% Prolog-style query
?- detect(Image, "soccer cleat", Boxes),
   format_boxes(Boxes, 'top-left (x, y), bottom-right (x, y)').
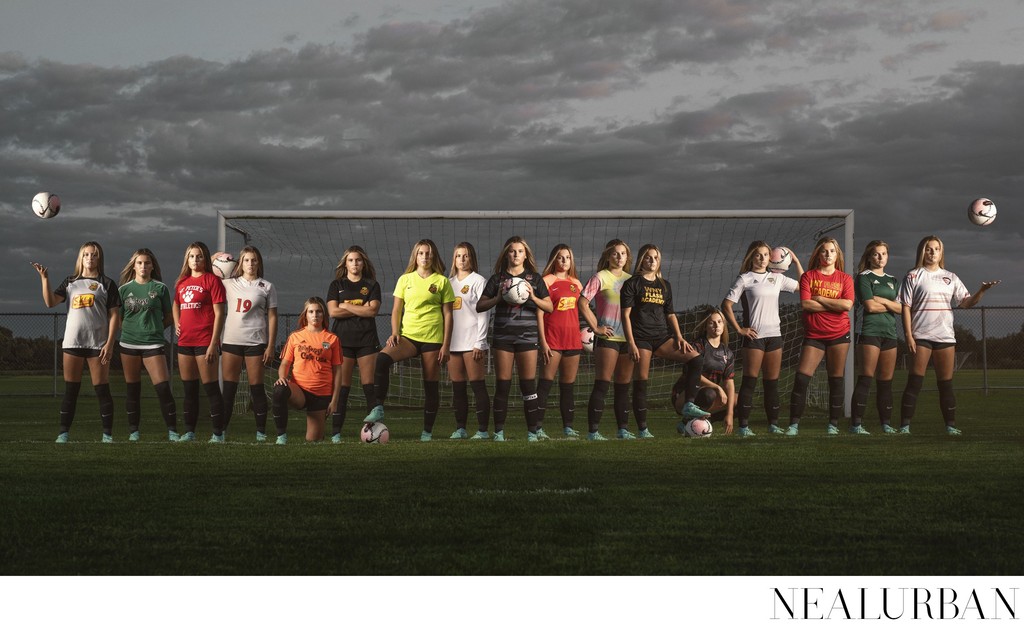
top-left (826, 424), bottom-right (840, 436)
top-left (102, 434), bottom-right (114, 444)
top-left (178, 431), bottom-right (196, 442)
top-left (449, 428), bottom-right (468, 439)
top-left (681, 402), bottom-right (711, 419)
top-left (331, 433), bottom-right (341, 444)
top-left (420, 431), bottom-right (432, 442)
top-left (168, 430), bottom-right (180, 442)
top-left (256, 431), bottom-right (267, 443)
top-left (209, 434), bottom-right (225, 444)
top-left (676, 421), bottom-right (687, 434)
top-left (55, 432), bottom-right (69, 444)
top-left (563, 426), bottom-right (580, 438)
top-left (535, 428), bottom-right (551, 441)
top-left (364, 405), bottom-right (384, 423)
top-left (470, 430), bottom-right (489, 440)
top-left (129, 431), bottom-right (140, 442)
top-left (587, 431), bottom-right (608, 441)
top-left (493, 430), bottom-right (505, 442)
top-left (881, 424), bottom-right (896, 434)
top-left (637, 428), bottom-right (655, 439)
top-left (617, 428), bottom-right (636, 440)
top-left (527, 431), bottom-right (539, 442)
top-left (768, 424), bottom-right (785, 435)
top-left (785, 424), bottom-right (799, 436)
top-left (946, 425), bottom-right (963, 436)
top-left (275, 434), bottom-right (288, 445)
top-left (849, 425), bottom-right (871, 435)
top-left (737, 427), bottom-right (756, 437)
top-left (898, 425), bottom-right (911, 435)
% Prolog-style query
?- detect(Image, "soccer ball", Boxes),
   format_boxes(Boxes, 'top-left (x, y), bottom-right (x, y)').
top-left (210, 252), bottom-right (237, 279)
top-left (683, 418), bottom-right (713, 438)
top-left (502, 277), bottom-right (531, 305)
top-left (968, 198), bottom-right (997, 226)
top-left (32, 192), bottom-right (61, 219)
top-left (360, 422), bottom-right (389, 444)
top-left (768, 247), bottom-right (791, 273)
top-left (580, 326), bottom-right (595, 352)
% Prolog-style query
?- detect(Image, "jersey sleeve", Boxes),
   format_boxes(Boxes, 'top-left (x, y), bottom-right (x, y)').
top-left (482, 274), bottom-right (501, 299)
top-left (330, 334), bottom-right (343, 367)
top-left (724, 275), bottom-right (746, 303)
top-left (531, 275), bottom-right (549, 299)
top-left (841, 273), bottom-right (855, 301)
top-left (897, 272), bottom-right (916, 307)
top-left (325, 279), bottom-right (341, 304)
top-left (266, 281), bottom-right (278, 309)
top-left (724, 349), bottom-right (736, 381)
top-left (103, 277), bottom-right (122, 310)
top-left (54, 276), bottom-right (72, 300)
top-left (662, 280), bottom-right (674, 315)
top-left (799, 272), bottom-right (812, 301)
top-left (369, 280), bottom-right (382, 304)
top-left (160, 283), bottom-right (173, 315)
top-left (281, 333), bottom-right (296, 363)
top-left (582, 274), bottom-right (601, 302)
top-left (439, 277), bottom-right (456, 304)
top-left (620, 277), bottom-right (637, 308)
top-left (951, 274), bottom-right (971, 307)
top-left (780, 274), bottom-right (799, 294)
top-left (855, 273), bottom-right (875, 304)
top-left (209, 275), bottom-right (226, 304)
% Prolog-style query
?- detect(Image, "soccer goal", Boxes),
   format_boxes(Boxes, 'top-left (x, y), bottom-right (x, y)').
top-left (218, 210), bottom-right (854, 417)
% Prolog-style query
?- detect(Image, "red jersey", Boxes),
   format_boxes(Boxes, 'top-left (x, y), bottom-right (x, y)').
top-left (542, 275), bottom-right (584, 351)
top-left (282, 328), bottom-right (342, 397)
top-left (800, 268), bottom-right (854, 339)
top-left (175, 272), bottom-right (226, 347)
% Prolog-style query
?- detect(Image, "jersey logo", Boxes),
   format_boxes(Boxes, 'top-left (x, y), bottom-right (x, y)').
top-left (148, 291), bottom-right (157, 299)
top-left (453, 297), bottom-right (463, 310)
top-left (322, 342), bottom-right (330, 349)
top-left (767, 276), bottom-right (776, 285)
top-left (183, 290), bottom-right (195, 303)
top-left (461, 285), bottom-right (469, 294)
top-left (88, 282), bottom-right (99, 290)
top-left (360, 287), bottom-right (369, 295)
top-left (429, 284), bottom-right (438, 294)
top-left (258, 281), bottom-right (266, 289)
top-left (943, 277), bottom-right (951, 285)
top-left (71, 294), bottom-right (95, 309)
top-left (526, 274), bottom-right (534, 281)
top-left (887, 282), bottom-right (895, 290)
top-left (752, 279), bottom-right (759, 284)
top-left (570, 284), bottom-right (578, 293)
top-left (556, 296), bottom-right (577, 311)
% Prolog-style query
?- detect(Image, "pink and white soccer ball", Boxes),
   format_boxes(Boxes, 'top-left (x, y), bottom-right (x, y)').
top-left (360, 422), bottom-right (390, 444)
top-left (768, 247), bottom-right (791, 273)
top-left (210, 252), bottom-right (237, 279)
top-left (32, 192), bottom-right (61, 219)
top-left (580, 326), bottom-right (595, 352)
top-left (684, 418), bottom-right (713, 438)
top-left (968, 198), bottom-right (997, 226)
top-left (502, 277), bottom-right (531, 305)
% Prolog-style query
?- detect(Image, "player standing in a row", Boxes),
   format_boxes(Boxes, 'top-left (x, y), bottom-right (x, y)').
top-left (849, 241), bottom-right (899, 435)
top-left (173, 242), bottom-right (227, 443)
top-left (118, 248), bottom-right (178, 441)
top-left (786, 237), bottom-right (853, 436)
top-left (447, 242), bottom-right (492, 440)
top-left (364, 239), bottom-right (454, 441)
top-left (477, 236), bottom-right (553, 441)
top-left (537, 244), bottom-right (584, 438)
top-left (621, 244), bottom-right (708, 439)
top-left (326, 246), bottom-right (381, 443)
top-left (578, 239), bottom-right (633, 441)
top-left (898, 236), bottom-right (999, 435)
top-left (722, 241), bottom-right (803, 436)
top-left (220, 246), bottom-right (278, 442)
top-left (32, 243), bottom-right (120, 443)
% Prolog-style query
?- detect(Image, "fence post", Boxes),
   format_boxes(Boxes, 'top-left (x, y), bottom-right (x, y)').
top-left (981, 307), bottom-right (988, 396)
top-left (53, 313), bottom-right (58, 397)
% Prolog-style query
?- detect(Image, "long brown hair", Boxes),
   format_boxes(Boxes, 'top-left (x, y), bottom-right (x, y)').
top-left (493, 236), bottom-right (539, 275)
top-left (809, 237), bottom-right (845, 273)
top-left (404, 239), bottom-right (445, 276)
top-left (739, 240), bottom-right (771, 273)
top-left (857, 240), bottom-right (888, 274)
top-left (72, 242), bottom-right (105, 279)
top-left (633, 243), bottom-right (666, 290)
top-left (695, 308), bottom-right (729, 346)
top-left (233, 245), bottom-right (266, 279)
top-left (450, 242), bottom-right (480, 277)
top-left (596, 239), bottom-right (631, 273)
top-left (297, 296), bottom-right (328, 330)
top-left (913, 235), bottom-right (945, 270)
top-left (119, 248), bottom-right (163, 286)
top-left (334, 245), bottom-right (376, 281)
top-left (175, 241), bottom-right (212, 285)
top-left (541, 243), bottom-right (578, 279)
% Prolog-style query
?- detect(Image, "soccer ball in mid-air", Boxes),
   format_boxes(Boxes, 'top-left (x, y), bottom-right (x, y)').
top-left (502, 277), bottom-right (531, 305)
top-left (682, 418), bottom-right (713, 438)
top-left (32, 192), bottom-right (61, 219)
top-left (210, 252), bottom-right (237, 279)
top-left (968, 198), bottom-right (997, 226)
top-left (580, 326), bottom-right (595, 352)
top-left (361, 422), bottom-right (389, 444)
top-left (768, 247), bottom-right (791, 273)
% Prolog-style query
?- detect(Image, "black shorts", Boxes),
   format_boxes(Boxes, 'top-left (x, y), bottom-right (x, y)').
top-left (177, 344), bottom-right (213, 357)
top-left (64, 347), bottom-right (101, 358)
top-left (742, 336), bottom-right (783, 352)
top-left (635, 336), bottom-right (672, 352)
top-left (595, 338), bottom-right (629, 354)
top-left (222, 343), bottom-right (267, 357)
top-left (914, 339), bottom-right (955, 351)
top-left (119, 344), bottom-right (167, 358)
top-left (857, 335), bottom-right (898, 351)
top-left (548, 348), bottom-right (582, 358)
top-left (803, 333), bottom-right (851, 350)
top-left (343, 344), bottom-right (380, 359)
top-left (403, 337), bottom-right (442, 354)
top-left (493, 341), bottom-right (538, 353)
top-left (298, 387), bottom-right (332, 412)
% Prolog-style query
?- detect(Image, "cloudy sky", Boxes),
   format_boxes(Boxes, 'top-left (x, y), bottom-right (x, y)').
top-left (3, 0), bottom-right (1022, 313)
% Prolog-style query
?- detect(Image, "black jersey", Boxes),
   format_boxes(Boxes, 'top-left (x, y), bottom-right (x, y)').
top-left (326, 276), bottom-right (382, 349)
top-left (620, 275), bottom-right (674, 341)
top-left (482, 270), bottom-right (549, 345)
top-left (693, 337), bottom-right (735, 385)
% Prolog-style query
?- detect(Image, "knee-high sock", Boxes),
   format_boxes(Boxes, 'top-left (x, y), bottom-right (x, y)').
top-left (763, 378), bottom-right (781, 425)
top-left (331, 386), bottom-right (351, 435)
top-left (182, 379), bottom-right (200, 433)
top-left (470, 380), bottom-right (490, 432)
top-left (535, 378), bottom-right (554, 426)
top-left (59, 381), bottom-right (82, 433)
top-left (272, 383), bottom-right (290, 435)
top-left (452, 381), bottom-right (469, 429)
top-left (851, 375), bottom-right (872, 426)
top-left (154, 381), bottom-right (178, 431)
top-left (632, 380), bottom-right (649, 430)
top-left (587, 380), bottom-right (610, 433)
top-left (204, 381), bottom-right (224, 435)
top-left (613, 383), bottom-right (630, 429)
top-left (789, 373), bottom-right (811, 424)
top-left (221, 380), bottom-right (239, 431)
top-left (125, 381), bottom-right (143, 433)
top-left (559, 382), bottom-right (576, 428)
top-left (938, 379), bottom-right (957, 426)
top-left (361, 383), bottom-right (376, 412)
top-left (695, 387), bottom-right (717, 413)
top-left (95, 383), bottom-right (114, 435)
top-left (520, 378), bottom-right (540, 431)
top-left (493, 379), bottom-right (512, 433)
top-left (683, 355), bottom-right (704, 403)
top-left (876, 379), bottom-right (893, 425)
top-left (249, 383), bottom-right (267, 433)
top-left (423, 380), bottom-right (440, 433)
top-left (900, 374), bottom-right (924, 426)
top-left (372, 354), bottom-right (395, 406)
top-left (828, 376), bottom-right (845, 425)
top-left (737, 376), bottom-right (757, 427)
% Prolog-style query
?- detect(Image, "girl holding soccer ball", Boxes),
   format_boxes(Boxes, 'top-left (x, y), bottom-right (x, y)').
top-left (364, 239), bottom-right (455, 441)
top-left (897, 235), bottom-right (999, 435)
top-left (536, 244), bottom-right (585, 438)
top-left (32, 242), bottom-right (120, 443)
top-left (672, 308), bottom-right (736, 433)
top-left (326, 246), bottom-right (381, 443)
top-left (447, 242), bottom-right (492, 440)
top-left (721, 241), bottom-right (803, 435)
top-left (117, 248), bottom-right (179, 441)
top-left (476, 236), bottom-right (553, 441)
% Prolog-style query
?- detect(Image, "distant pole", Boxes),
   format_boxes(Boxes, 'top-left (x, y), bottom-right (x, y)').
top-left (981, 307), bottom-right (988, 396)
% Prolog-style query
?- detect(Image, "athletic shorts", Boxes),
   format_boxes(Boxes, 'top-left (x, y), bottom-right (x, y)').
top-left (493, 341), bottom-right (538, 353)
top-left (856, 335), bottom-right (897, 351)
top-left (342, 344), bottom-right (380, 359)
top-left (547, 348), bottom-right (582, 357)
top-left (635, 336), bottom-right (672, 352)
top-left (297, 387), bottom-right (332, 412)
top-left (803, 332), bottom-right (851, 350)
top-left (595, 338), bottom-right (629, 354)
top-left (222, 343), bottom-right (267, 357)
top-left (119, 343), bottom-right (167, 358)
top-left (914, 339), bottom-right (955, 351)
top-left (63, 347), bottom-right (101, 358)
top-left (742, 336), bottom-right (783, 352)
top-left (403, 337), bottom-right (442, 354)
top-left (177, 344), bottom-right (214, 357)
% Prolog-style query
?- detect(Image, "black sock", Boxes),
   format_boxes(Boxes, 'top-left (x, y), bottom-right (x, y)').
top-left (613, 383), bottom-right (630, 429)
top-left (59, 381), bottom-right (82, 433)
top-left (204, 381), bottom-right (224, 435)
top-left (95, 383), bottom-right (114, 435)
top-left (559, 382), bottom-right (576, 428)
top-left (154, 381), bottom-right (177, 431)
top-left (272, 383), bottom-right (290, 435)
top-left (452, 381), bottom-right (469, 429)
top-left (372, 354), bottom-right (395, 406)
top-left (632, 380), bottom-right (648, 430)
top-left (851, 375), bottom-right (872, 426)
top-left (587, 380), bottom-right (610, 433)
top-left (423, 381), bottom-right (440, 433)
top-left (332, 386), bottom-right (351, 435)
top-left (763, 378), bottom-right (780, 425)
top-left (938, 379), bottom-right (957, 426)
top-left (737, 375), bottom-right (757, 427)
top-left (789, 373), bottom-right (811, 424)
top-left (900, 374), bottom-right (924, 426)
top-left (470, 380), bottom-right (490, 432)
top-left (493, 379), bottom-right (512, 433)
top-left (249, 384), bottom-right (267, 433)
top-left (535, 379), bottom-right (554, 426)
top-left (684, 355), bottom-right (704, 402)
top-left (221, 380), bottom-right (239, 431)
top-left (182, 379), bottom-right (200, 433)
top-left (125, 381), bottom-right (142, 433)
top-left (520, 378), bottom-right (539, 432)
top-left (828, 376), bottom-right (845, 426)
top-left (876, 379), bottom-right (893, 426)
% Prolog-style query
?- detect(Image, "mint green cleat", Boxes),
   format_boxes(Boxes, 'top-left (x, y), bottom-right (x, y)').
top-left (637, 428), bottom-right (655, 439)
top-left (129, 431), bottom-right (140, 442)
top-left (768, 424), bottom-right (785, 435)
top-left (535, 428), bottom-right (551, 441)
top-left (364, 405), bottom-right (384, 423)
top-left (493, 430), bottom-right (505, 442)
top-left (587, 431), bottom-right (608, 441)
top-left (275, 434), bottom-right (288, 445)
top-left (55, 432), bottom-right (69, 444)
top-left (826, 424), bottom-right (840, 436)
top-left (470, 430), bottom-right (489, 440)
top-left (681, 402), bottom-right (711, 419)
top-left (178, 431), bottom-right (196, 442)
top-left (849, 425), bottom-right (871, 435)
top-left (102, 434), bottom-right (114, 444)
top-left (168, 430), bottom-right (180, 442)
top-left (450, 428), bottom-right (468, 439)
top-left (617, 428), bottom-right (637, 440)
top-left (946, 425), bottom-right (963, 436)
top-left (330, 433), bottom-right (341, 444)
top-left (420, 431), bottom-right (432, 442)
top-left (563, 426), bottom-right (580, 438)
top-left (209, 434), bottom-right (225, 444)
top-left (785, 424), bottom-right (799, 436)
top-left (527, 431), bottom-right (539, 442)
top-left (898, 425), bottom-right (911, 435)
top-left (256, 431), bottom-right (267, 442)
top-left (737, 427), bottom-right (756, 437)
top-left (881, 424), bottom-right (896, 434)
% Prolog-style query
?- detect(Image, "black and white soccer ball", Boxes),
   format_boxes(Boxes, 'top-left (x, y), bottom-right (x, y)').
top-left (968, 198), bottom-right (997, 226)
top-left (502, 277), bottom-right (531, 305)
top-left (32, 192), bottom-right (61, 219)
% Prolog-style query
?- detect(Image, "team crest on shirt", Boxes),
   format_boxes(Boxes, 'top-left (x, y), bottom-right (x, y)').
top-left (526, 274), bottom-right (534, 281)
top-left (360, 287), bottom-right (369, 295)
top-left (943, 277), bottom-right (951, 285)
top-left (887, 282), bottom-right (895, 290)
top-left (767, 276), bottom-right (776, 285)
top-left (429, 284), bottom-right (438, 293)
top-left (88, 282), bottom-right (99, 290)
top-left (322, 342), bottom-right (330, 349)
top-left (258, 281), bottom-right (266, 289)
top-left (461, 285), bottom-right (469, 294)
top-left (570, 284), bottom-right (578, 293)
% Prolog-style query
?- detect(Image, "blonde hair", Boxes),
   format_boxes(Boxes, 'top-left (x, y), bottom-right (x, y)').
top-left (176, 241), bottom-right (213, 285)
top-left (297, 296), bottom-right (328, 330)
top-left (541, 244), bottom-right (578, 280)
top-left (119, 248), bottom-right (162, 286)
top-left (234, 245), bottom-right (266, 279)
top-left (739, 241), bottom-right (772, 273)
top-left (633, 243), bottom-right (667, 290)
top-left (597, 239), bottom-right (631, 273)
top-left (695, 308), bottom-right (729, 346)
top-left (405, 239), bottom-right (445, 276)
top-left (809, 237), bottom-right (845, 273)
top-left (72, 242), bottom-right (105, 279)
top-left (334, 245), bottom-right (376, 281)
top-left (450, 242), bottom-right (480, 277)
top-left (857, 240), bottom-right (888, 274)
top-left (493, 236), bottom-right (539, 275)
top-left (913, 235), bottom-right (946, 270)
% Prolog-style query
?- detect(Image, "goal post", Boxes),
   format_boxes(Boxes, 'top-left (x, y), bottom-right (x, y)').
top-left (218, 209), bottom-right (854, 418)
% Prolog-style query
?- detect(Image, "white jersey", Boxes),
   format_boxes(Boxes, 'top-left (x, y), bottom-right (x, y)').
top-left (222, 276), bottom-right (278, 346)
top-left (449, 272), bottom-right (490, 352)
top-left (724, 271), bottom-right (799, 339)
top-left (55, 275), bottom-right (120, 350)
top-left (898, 267), bottom-right (969, 344)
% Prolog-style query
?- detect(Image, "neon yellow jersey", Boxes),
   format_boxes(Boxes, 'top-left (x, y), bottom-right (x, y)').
top-left (394, 271), bottom-right (455, 343)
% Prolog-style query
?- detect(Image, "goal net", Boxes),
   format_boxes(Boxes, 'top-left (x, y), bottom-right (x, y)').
top-left (218, 210), bottom-right (853, 418)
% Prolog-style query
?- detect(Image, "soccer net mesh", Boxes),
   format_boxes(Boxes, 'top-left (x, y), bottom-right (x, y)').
top-left (219, 210), bottom-right (852, 416)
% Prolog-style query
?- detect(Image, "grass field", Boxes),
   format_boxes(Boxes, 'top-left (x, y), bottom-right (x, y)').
top-left (1, 373), bottom-right (1022, 575)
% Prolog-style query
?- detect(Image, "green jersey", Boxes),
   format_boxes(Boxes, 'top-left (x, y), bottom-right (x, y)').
top-left (855, 271), bottom-right (898, 339)
top-left (119, 279), bottom-right (172, 347)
